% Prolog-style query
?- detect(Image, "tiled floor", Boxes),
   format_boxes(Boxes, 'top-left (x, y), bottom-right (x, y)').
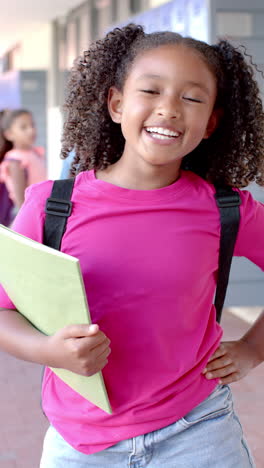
top-left (0, 357), bottom-right (48, 468)
top-left (0, 310), bottom-right (263, 467)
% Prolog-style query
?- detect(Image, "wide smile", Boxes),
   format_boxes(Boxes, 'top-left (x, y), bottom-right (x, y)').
top-left (143, 126), bottom-right (182, 145)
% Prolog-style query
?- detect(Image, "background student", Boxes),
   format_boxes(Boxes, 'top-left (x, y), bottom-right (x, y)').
top-left (0, 109), bottom-right (47, 214)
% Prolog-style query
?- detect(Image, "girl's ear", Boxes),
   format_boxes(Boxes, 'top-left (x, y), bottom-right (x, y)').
top-left (203, 108), bottom-right (223, 139)
top-left (107, 86), bottom-right (123, 123)
top-left (3, 128), bottom-right (13, 142)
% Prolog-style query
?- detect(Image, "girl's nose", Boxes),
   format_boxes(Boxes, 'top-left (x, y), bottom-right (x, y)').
top-left (156, 98), bottom-right (181, 119)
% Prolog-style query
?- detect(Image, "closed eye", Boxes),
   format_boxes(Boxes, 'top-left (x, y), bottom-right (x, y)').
top-left (183, 97), bottom-right (203, 103)
top-left (140, 89), bottom-right (159, 94)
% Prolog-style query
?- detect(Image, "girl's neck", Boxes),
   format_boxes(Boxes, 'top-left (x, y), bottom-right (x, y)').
top-left (96, 158), bottom-right (181, 190)
top-left (13, 143), bottom-right (33, 151)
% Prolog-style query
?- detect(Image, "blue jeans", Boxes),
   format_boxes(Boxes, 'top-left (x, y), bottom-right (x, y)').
top-left (40, 385), bottom-right (255, 468)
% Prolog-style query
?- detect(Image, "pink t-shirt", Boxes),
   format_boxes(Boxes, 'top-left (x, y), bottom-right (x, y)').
top-left (0, 169), bottom-right (263, 454)
top-left (0, 147), bottom-right (46, 203)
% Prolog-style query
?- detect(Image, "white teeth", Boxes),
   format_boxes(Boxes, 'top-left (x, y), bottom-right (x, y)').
top-left (151, 133), bottom-right (172, 140)
top-left (146, 127), bottom-right (180, 137)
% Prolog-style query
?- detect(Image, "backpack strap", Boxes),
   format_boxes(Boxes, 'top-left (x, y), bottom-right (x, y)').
top-left (214, 186), bottom-right (241, 323)
top-left (43, 178), bottom-right (75, 250)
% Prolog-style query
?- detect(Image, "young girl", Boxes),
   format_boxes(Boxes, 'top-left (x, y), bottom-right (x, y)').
top-left (0, 24), bottom-right (263, 467)
top-left (0, 109), bottom-right (47, 213)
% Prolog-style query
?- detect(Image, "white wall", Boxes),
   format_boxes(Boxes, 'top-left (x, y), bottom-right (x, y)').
top-left (12, 24), bottom-right (52, 71)
top-left (47, 107), bottom-right (64, 179)
top-left (149, 0), bottom-right (170, 6)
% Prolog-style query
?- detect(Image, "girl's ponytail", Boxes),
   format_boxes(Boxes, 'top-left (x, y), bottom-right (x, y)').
top-left (62, 24), bottom-right (145, 173)
top-left (210, 41), bottom-right (264, 186)
top-left (183, 39), bottom-right (264, 187)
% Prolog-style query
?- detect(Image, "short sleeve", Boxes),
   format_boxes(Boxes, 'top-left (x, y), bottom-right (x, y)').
top-left (35, 146), bottom-right (45, 159)
top-left (0, 180), bottom-right (53, 309)
top-left (234, 189), bottom-right (264, 270)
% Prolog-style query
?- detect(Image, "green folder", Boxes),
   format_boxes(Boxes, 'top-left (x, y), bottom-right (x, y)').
top-left (0, 224), bottom-right (112, 414)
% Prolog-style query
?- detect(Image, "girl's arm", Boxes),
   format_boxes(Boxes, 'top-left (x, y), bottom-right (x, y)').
top-left (6, 160), bottom-right (27, 208)
top-left (203, 311), bottom-right (264, 383)
top-left (0, 308), bottom-right (111, 376)
top-left (242, 310), bottom-right (264, 362)
top-left (203, 192), bottom-right (264, 383)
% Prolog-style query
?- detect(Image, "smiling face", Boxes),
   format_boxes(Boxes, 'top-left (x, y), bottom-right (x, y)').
top-left (108, 43), bottom-right (219, 174)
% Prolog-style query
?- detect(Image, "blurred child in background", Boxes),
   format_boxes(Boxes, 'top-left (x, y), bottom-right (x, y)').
top-left (0, 109), bottom-right (47, 221)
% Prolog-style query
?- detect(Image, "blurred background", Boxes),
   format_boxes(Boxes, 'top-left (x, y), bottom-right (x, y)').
top-left (0, 1), bottom-right (263, 467)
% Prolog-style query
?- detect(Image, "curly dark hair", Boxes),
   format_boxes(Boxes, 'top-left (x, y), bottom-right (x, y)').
top-left (61, 24), bottom-right (264, 188)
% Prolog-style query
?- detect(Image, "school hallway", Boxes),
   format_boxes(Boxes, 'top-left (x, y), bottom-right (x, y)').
top-left (0, 309), bottom-right (263, 468)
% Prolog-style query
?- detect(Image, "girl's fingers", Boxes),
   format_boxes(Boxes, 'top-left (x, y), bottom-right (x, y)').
top-left (95, 344), bottom-right (111, 360)
top-left (207, 344), bottom-right (227, 362)
top-left (218, 373), bottom-right (240, 385)
top-left (202, 355), bottom-right (232, 375)
top-left (204, 355), bottom-right (233, 372)
top-left (204, 363), bottom-right (237, 379)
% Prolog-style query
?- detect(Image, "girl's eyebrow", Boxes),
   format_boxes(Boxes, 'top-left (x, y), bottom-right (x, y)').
top-left (136, 74), bottom-right (211, 95)
top-left (136, 73), bottom-right (162, 81)
top-left (185, 80), bottom-right (211, 95)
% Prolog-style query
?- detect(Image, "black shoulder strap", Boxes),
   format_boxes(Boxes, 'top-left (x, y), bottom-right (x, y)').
top-left (214, 186), bottom-right (241, 323)
top-left (43, 178), bottom-right (75, 250)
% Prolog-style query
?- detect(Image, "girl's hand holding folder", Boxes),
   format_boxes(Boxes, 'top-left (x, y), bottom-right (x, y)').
top-left (46, 323), bottom-right (111, 377)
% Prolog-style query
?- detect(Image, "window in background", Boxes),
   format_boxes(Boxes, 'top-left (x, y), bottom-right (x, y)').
top-left (55, 20), bottom-right (68, 109)
top-left (66, 20), bottom-right (78, 70)
top-left (217, 12), bottom-right (253, 37)
top-left (58, 23), bottom-right (66, 73)
top-left (149, 0), bottom-right (170, 7)
top-left (91, 0), bottom-right (100, 39)
top-left (130, 0), bottom-right (141, 14)
top-left (79, 12), bottom-right (90, 54)
top-left (112, 0), bottom-right (118, 22)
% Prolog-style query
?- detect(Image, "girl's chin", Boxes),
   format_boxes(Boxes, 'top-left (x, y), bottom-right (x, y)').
top-left (142, 155), bottom-right (182, 167)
